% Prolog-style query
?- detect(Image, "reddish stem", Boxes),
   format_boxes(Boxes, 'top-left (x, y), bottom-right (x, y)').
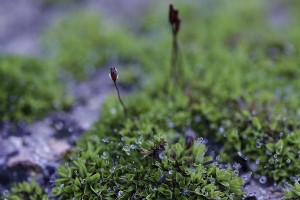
top-left (114, 81), bottom-right (127, 115)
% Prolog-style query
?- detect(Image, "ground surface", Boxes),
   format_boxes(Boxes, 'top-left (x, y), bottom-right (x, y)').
top-left (0, 1), bottom-right (299, 199)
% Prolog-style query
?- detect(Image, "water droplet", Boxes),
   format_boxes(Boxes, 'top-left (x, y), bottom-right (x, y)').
top-left (218, 126), bottom-right (224, 133)
top-left (183, 189), bottom-right (189, 195)
top-left (216, 155), bottom-right (220, 161)
top-left (194, 115), bottom-right (201, 123)
top-left (233, 163), bottom-right (241, 170)
top-left (266, 150), bottom-right (272, 155)
top-left (130, 144), bottom-right (136, 150)
top-left (68, 127), bottom-right (74, 133)
top-left (168, 122), bottom-right (175, 128)
top-left (118, 190), bottom-right (124, 197)
top-left (123, 145), bottom-right (131, 155)
top-left (65, 162), bottom-right (69, 167)
top-left (234, 170), bottom-right (239, 175)
top-left (2, 190), bottom-right (9, 195)
top-left (101, 152), bottom-right (108, 159)
top-left (169, 170), bottom-right (173, 175)
top-left (197, 137), bottom-right (203, 144)
top-left (259, 176), bottom-right (267, 184)
top-left (93, 135), bottom-right (98, 142)
top-left (59, 184), bottom-right (64, 190)
top-left (244, 157), bottom-right (248, 161)
top-left (237, 151), bottom-right (243, 157)
top-left (268, 158), bottom-right (273, 164)
top-left (274, 154), bottom-right (278, 158)
top-left (286, 159), bottom-right (291, 164)
top-left (256, 142), bottom-right (262, 148)
top-left (74, 170), bottom-right (78, 175)
top-left (283, 181), bottom-right (293, 191)
top-left (135, 140), bottom-right (142, 145)
top-left (280, 132), bottom-right (284, 137)
top-left (110, 167), bottom-right (116, 173)
top-left (110, 108), bottom-right (116, 115)
top-left (102, 138), bottom-right (109, 143)
top-left (54, 122), bottom-right (64, 130)
top-left (159, 152), bottom-right (165, 159)
top-left (100, 168), bottom-right (104, 172)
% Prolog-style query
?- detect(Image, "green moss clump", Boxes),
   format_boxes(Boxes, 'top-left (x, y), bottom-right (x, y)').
top-left (2, 0), bottom-right (295, 198)
top-left (52, 92), bottom-right (243, 199)
top-left (0, 55), bottom-right (69, 122)
top-left (4, 181), bottom-right (48, 200)
top-left (283, 181), bottom-right (300, 200)
top-left (49, 1), bottom-right (300, 198)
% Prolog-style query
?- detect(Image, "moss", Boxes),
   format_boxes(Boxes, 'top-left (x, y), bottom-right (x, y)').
top-left (43, 11), bottom-right (147, 80)
top-left (283, 181), bottom-right (300, 200)
top-left (4, 181), bottom-right (48, 200)
top-left (49, 1), bottom-right (300, 198)
top-left (0, 55), bottom-right (70, 122)
top-left (4, 0), bottom-right (300, 199)
top-left (52, 93), bottom-right (244, 199)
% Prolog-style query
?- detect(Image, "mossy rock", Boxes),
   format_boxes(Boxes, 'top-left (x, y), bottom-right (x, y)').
top-left (0, 55), bottom-right (70, 122)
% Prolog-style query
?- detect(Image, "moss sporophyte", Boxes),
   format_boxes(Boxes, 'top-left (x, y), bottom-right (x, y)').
top-left (168, 4), bottom-right (184, 90)
top-left (169, 4), bottom-right (181, 37)
top-left (109, 66), bottom-right (127, 115)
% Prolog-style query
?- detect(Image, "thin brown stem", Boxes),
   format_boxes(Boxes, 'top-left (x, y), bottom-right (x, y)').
top-left (114, 81), bottom-right (127, 115)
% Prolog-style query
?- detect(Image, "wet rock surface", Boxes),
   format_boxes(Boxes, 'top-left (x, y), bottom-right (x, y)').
top-left (0, 68), bottom-right (114, 195)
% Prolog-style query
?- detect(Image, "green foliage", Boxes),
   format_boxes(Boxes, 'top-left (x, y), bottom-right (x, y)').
top-left (51, 1), bottom-right (300, 199)
top-left (4, 181), bottom-right (48, 200)
top-left (43, 11), bottom-right (145, 80)
top-left (52, 92), bottom-right (243, 199)
top-left (283, 181), bottom-right (300, 200)
top-left (160, 0), bottom-right (300, 184)
top-left (0, 55), bottom-right (70, 122)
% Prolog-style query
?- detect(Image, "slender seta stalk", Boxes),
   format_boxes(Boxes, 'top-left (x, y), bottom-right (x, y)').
top-left (169, 4), bottom-right (182, 88)
top-left (109, 67), bottom-right (127, 115)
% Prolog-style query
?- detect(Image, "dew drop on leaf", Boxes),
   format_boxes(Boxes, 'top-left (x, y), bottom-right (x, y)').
top-left (259, 176), bottom-right (267, 184)
top-left (118, 190), bottom-right (124, 197)
top-left (159, 152), bottom-right (165, 159)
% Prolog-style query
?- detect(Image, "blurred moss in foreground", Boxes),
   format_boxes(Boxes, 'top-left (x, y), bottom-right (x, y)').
top-left (4, 181), bottom-right (48, 200)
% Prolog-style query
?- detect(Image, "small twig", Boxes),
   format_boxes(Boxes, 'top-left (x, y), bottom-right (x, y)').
top-left (109, 67), bottom-right (127, 115)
